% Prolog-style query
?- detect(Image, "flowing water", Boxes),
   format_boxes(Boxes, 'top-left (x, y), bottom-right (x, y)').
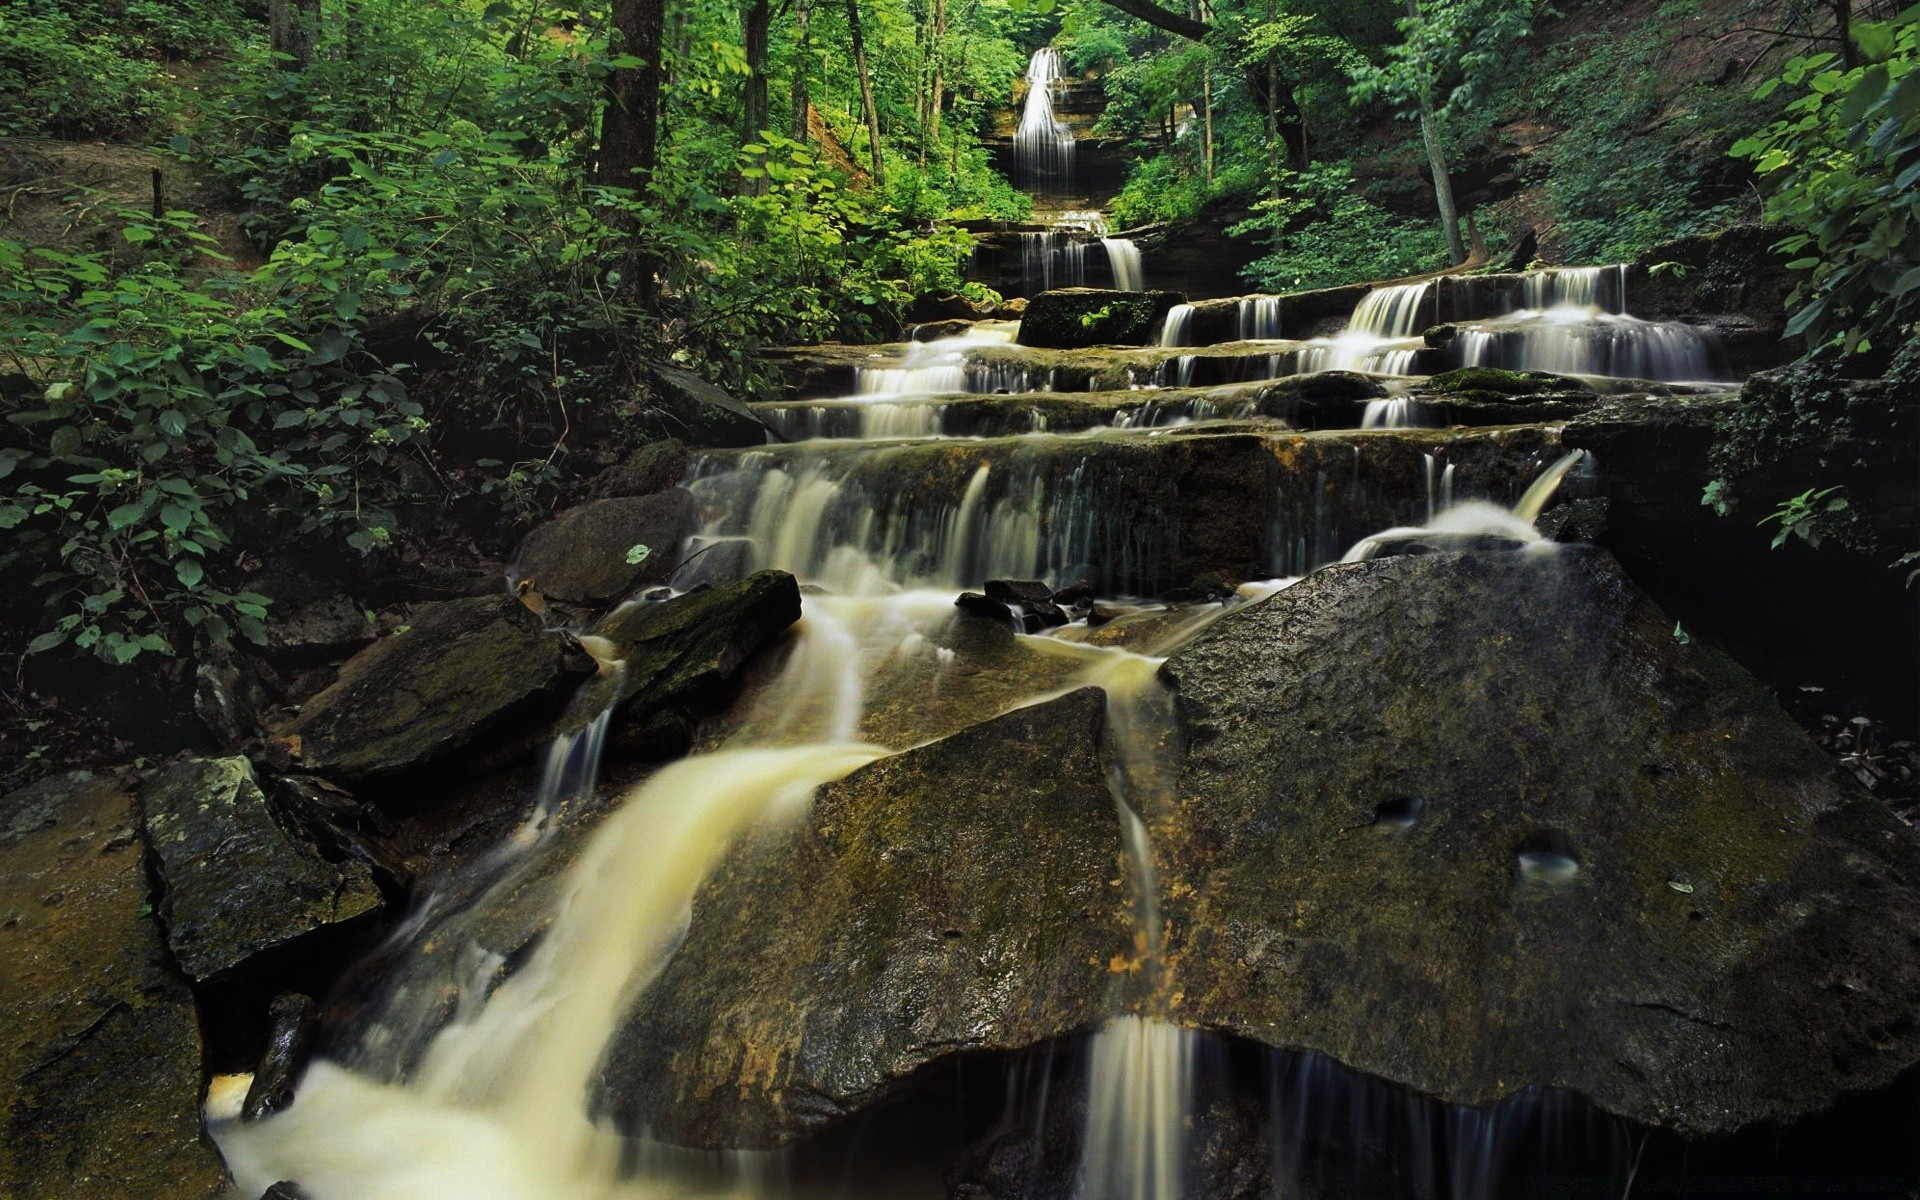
top-left (1015, 47), bottom-right (1073, 192)
top-left (210, 124), bottom-right (1707, 1200)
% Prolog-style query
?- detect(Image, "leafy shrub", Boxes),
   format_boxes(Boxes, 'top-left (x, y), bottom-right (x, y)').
top-left (0, 207), bottom-right (419, 662)
top-left (1733, 11), bottom-right (1920, 357)
top-left (1231, 161), bottom-right (1450, 290)
top-left (0, 2), bottom-right (170, 138)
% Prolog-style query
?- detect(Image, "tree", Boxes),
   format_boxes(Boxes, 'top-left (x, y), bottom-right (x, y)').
top-left (1350, 0), bottom-right (1542, 263)
top-left (845, 0), bottom-right (886, 186)
top-left (791, 0), bottom-right (814, 138)
top-left (741, 0), bottom-right (772, 192)
top-left (599, 0), bottom-right (668, 295)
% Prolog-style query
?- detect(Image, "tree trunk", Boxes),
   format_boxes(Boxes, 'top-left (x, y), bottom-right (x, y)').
top-left (740, 0), bottom-right (770, 193)
top-left (600, 0), bottom-right (668, 297)
top-left (846, 0), bottom-right (886, 188)
top-left (268, 0), bottom-right (319, 69)
top-left (1831, 0), bottom-right (1857, 67)
top-left (1404, 0), bottom-right (1466, 263)
top-left (1201, 64), bottom-right (1215, 182)
top-left (925, 0), bottom-right (947, 165)
top-left (1096, 0), bottom-right (1209, 41)
top-left (790, 0), bottom-right (813, 139)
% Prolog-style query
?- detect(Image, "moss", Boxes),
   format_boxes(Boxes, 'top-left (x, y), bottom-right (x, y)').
top-left (1017, 288), bottom-right (1186, 349)
top-left (1424, 366), bottom-right (1593, 396)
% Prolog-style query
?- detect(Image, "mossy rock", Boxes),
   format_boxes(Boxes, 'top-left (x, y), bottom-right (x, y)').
top-left (1017, 287), bottom-right (1186, 349)
top-left (1423, 366), bottom-right (1594, 397)
top-left (1156, 547), bottom-right (1920, 1137)
top-left (1, 771), bottom-right (227, 1199)
top-left (596, 688), bottom-right (1129, 1147)
top-left (136, 757), bottom-right (384, 984)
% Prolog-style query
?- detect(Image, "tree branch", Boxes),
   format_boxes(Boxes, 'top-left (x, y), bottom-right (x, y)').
top-left (1098, 0), bottom-right (1210, 42)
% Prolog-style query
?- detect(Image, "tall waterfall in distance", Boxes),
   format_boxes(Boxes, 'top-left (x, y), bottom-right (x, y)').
top-left (1015, 47), bottom-right (1074, 192)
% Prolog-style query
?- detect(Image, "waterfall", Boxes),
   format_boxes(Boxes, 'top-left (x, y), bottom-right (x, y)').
top-left (1015, 47), bottom-right (1074, 192)
top-left (1342, 448), bottom-right (1589, 563)
top-left (1102, 237), bottom-right (1143, 291)
top-left (1237, 295), bottom-right (1281, 340)
top-left (1077, 1018), bottom-right (1197, 1200)
top-left (1453, 314), bottom-right (1714, 381)
top-left (1349, 282), bottom-right (1435, 337)
top-left (1158, 303), bottom-right (1194, 347)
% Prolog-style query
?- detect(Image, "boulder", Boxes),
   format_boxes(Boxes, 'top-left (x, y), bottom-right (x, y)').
top-left (635, 363), bottom-right (772, 448)
top-left (588, 570), bottom-right (804, 756)
top-left (263, 594), bottom-right (375, 667)
top-left (513, 490), bottom-right (694, 605)
top-left (584, 438), bottom-right (691, 501)
top-left (279, 594), bottom-right (589, 785)
top-left (1018, 288), bottom-right (1187, 349)
top-left (596, 688), bottom-right (1129, 1147)
top-left (1422, 366), bottom-right (1595, 397)
top-left (1155, 547), bottom-right (1920, 1137)
top-left (1563, 382), bottom-right (1919, 723)
top-left (0, 771), bottom-right (227, 1199)
top-left (137, 757), bottom-right (384, 984)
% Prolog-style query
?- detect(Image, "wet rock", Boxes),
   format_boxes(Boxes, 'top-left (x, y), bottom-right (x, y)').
top-left (279, 594), bottom-right (589, 785)
top-left (1018, 288), bottom-right (1187, 348)
top-left (1564, 383), bottom-right (1918, 723)
top-left (1, 771), bottom-right (227, 1199)
top-left (597, 688), bottom-right (1129, 1147)
top-left (194, 639), bottom-right (266, 748)
top-left (1353, 531), bottom-right (1530, 559)
top-left (1423, 366), bottom-right (1594, 397)
top-left (584, 438), bottom-right (691, 501)
top-left (513, 490), bottom-right (694, 605)
top-left (1087, 604), bottom-right (1123, 627)
top-left (1534, 496), bottom-right (1610, 543)
top-left (241, 993), bottom-right (318, 1121)
top-left (137, 758), bottom-right (383, 985)
top-left (955, 591), bottom-right (1016, 624)
top-left (589, 570), bottom-right (803, 757)
top-left (984, 579), bottom-right (1068, 628)
top-left (263, 594), bottom-right (375, 667)
top-left (1423, 322), bottom-right (1458, 348)
top-left (635, 362), bottom-right (773, 448)
top-left (1051, 579), bottom-right (1094, 608)
top-left (1156, 547), bottom-right (1920, 1137)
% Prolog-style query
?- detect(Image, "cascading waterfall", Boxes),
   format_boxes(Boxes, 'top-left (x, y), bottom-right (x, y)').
top-left (1237, 295), bottom-right (1281, 340)
top-left (1102, 236), bottom-right (1143, 291)
top-left (1016, 47), bottom-right (1074, 192)
top-left (1158, 303), bottom-right (1194, 347)
top-left (1455, 264), bottom-right (1714, 381)
top-left (1296, 281), bottom-right (1432, 374)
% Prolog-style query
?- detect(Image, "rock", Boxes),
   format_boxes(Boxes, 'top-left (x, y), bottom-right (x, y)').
top-left (1423, 322), bottom-right (1458, 348)
top-left (1051, 579), bottom-right (1094, 607)
top-left (589, 570), bottom-right (804, 757)
top-left (1564, 384), bottom-right (1919, 724)
top-left (1156, 547), bottom-right (1920, 1137)
top-left (909, 318), bottom-right (976, 342)
top-left (1349, 531), bottom-right (1530, 559)
top-left (512, 491), bottom-right (694, 605)
top-left (635, 362), bottom-right (773, 448)
top-left (982, 578), bottom-right (1054, 607)
top-left (264, 594), bottom-right (375, 666)
top-left (597, 688), bottom-right (1129, 1147)
top-left (0, 771), bottom-right (227, 1199)
top-left (279, 594), bottom-right (589, 785)
top-left (241, 994), bottom-right (318, 1121)
top-left (194, 639), bottom-right (266, 748)
top-left (1087, 604), bottom-right (1123, 627)
top-left (1017, 288), bottom-right (1187, 349)
top-left (137, 758), bottom-right (383, 985)
top-left (1534, 496), bottom-right (1610, 543)
top-left (954, 591), bottom-right (1015, 623)
top-left (1423, 366), bottom-right (1594, 397)
top-left (584, 439), bottom-right (691, 501)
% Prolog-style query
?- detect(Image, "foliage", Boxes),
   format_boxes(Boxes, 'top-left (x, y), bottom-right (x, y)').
top-left (1758, 486), bottom-right (1851, 549)
top-left (0, 2), bottom-right (171, 138)
top-left (1230, 162), bottom-right (1449, 289)
top-left (1733, 8), bottom-right (1920, 357)
top-left (1348, 0), bottom-right (1545, 122)
top-left (0, 207), bottom-right (418, 662)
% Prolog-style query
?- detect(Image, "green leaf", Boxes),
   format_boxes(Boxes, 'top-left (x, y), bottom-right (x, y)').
top-left (107, 501), bottom-right (147, 530)
top-left (334, 292), bottom-right (361, 321)
top-left (174, 558), bottom-right (204, 589)
top-left (25, 630), bottom-right (67, 655)
top-left (160, 502), bottom-right (192, 533)
top-left (243, 344), bottom-right (275, 372)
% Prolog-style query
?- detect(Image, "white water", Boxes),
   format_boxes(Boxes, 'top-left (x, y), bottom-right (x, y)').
top-left (1340, 448), bottom-right (1589, 563)
top-left (1102, 237), bottom-right (1143, 291)
top-left (1077, 1018), bottom-right (1197, 1200)
top-left (1158, 303), bottom-right (1194, 347)
top-left (1237, 296), bottom-right (1281, 340)
top-left (1015, 47), bottom-right (1074, 191)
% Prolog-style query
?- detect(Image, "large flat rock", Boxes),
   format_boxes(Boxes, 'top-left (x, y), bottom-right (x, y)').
top-left (596, 688), bottom-right (1130, 1147)
top-left (280, 593), bottom-right (586, 784)
top-left (137, 757), bottom-right (384, 984)
top-left (1155, 547), bottom-right (1920, 1136)
top-left (513, 490), bottom-right (694, 605)
top-left (0, 771), bottom-right (226, 1199)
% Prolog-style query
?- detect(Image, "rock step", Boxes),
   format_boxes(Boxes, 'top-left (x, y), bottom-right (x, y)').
top-left (685, 424), bottom-right (1562, 593)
